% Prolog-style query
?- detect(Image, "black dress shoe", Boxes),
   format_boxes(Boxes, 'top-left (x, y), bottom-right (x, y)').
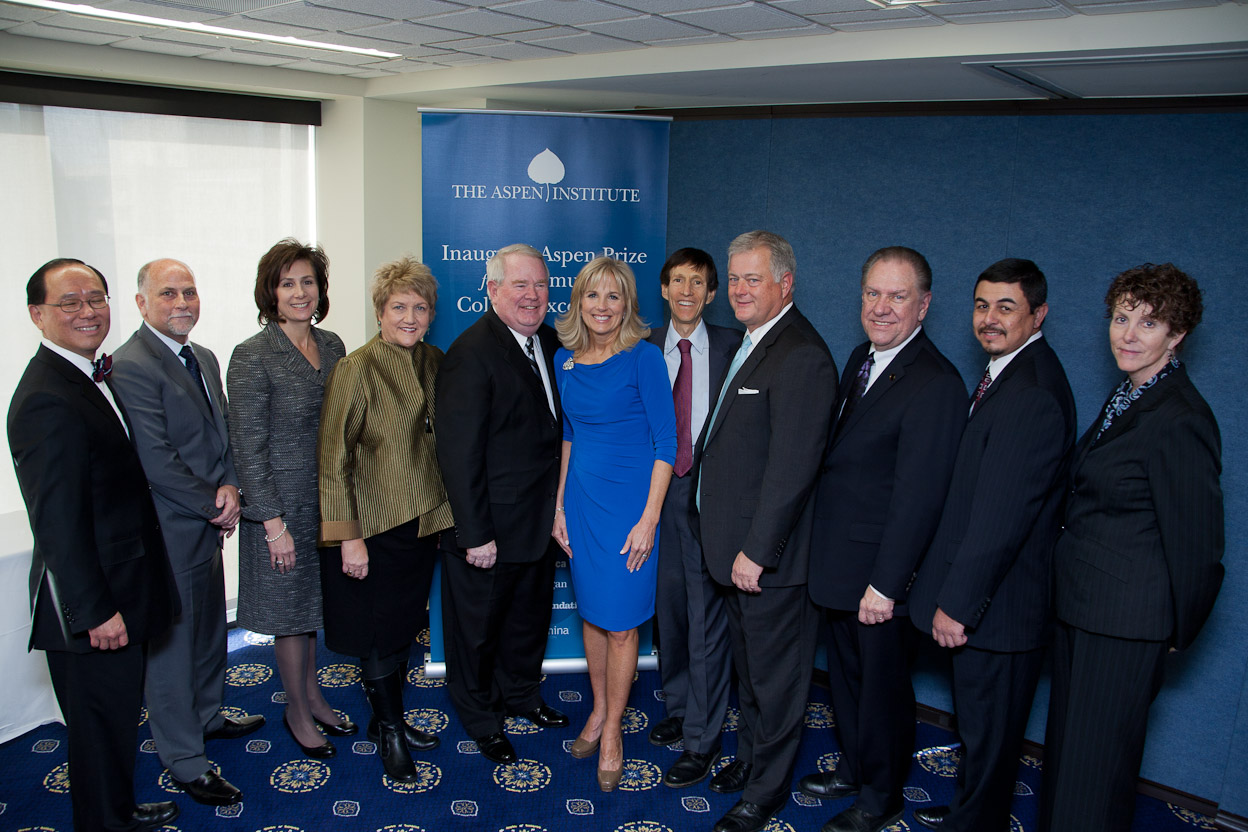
top-left (367, 717), bottom-right (439, 751)
top-left (284, 713), bottom-right (336, 759)
top-left (314, 714), bottom-right (359, 736)
top-left (511, 703), bottom-right (569, 728)
top-left (913, 805), bottom-right (951, 829)
top-left (648, 715), bottom-right (684, 746)
top-left (798, 769), bottom-right (860, 800)
top-left (822, 804), bottom-right (904, 832)
top-left (204, 713), bottom-right (265, 741)
top-left (475, 731), bottom-right (518, 764)
top-left (664, 748), bottom-right (720, 788)
top-left (173, 770), bottom-right (243, 806)
top-left (133, 801), bottom-right (179, 830)
top-left (712, 798), bottom-right (785, 832)
top-left (708, 759), bottom-right (752, 794)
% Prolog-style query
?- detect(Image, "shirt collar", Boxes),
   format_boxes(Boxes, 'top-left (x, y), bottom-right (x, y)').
top-left (144, 320), bottom-right (191, 356)
top-left (870, 324), bottom-right (922, 363)
top-left (986, 330), bottom-right (1043, 379)
top-left (42, 339), bottom-right (96, 378)
top-left (665, 318), bottom-right (708, 353)
top-left (745, 302), bottom-right (794, 346)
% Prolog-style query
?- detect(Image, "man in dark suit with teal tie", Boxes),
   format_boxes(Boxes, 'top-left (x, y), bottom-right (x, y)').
top-left (10, 258), bottom-right (179, 832)
top-left (697, 231), bottom-right (838, 832)
top-left (645, 247), bottom-right (739, 788)
top-left (909, 258), bottom-right (1077, 832)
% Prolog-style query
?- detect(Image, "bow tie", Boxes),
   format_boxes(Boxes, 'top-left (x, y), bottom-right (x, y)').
top-left (92, 353), bottom-right (113, 382)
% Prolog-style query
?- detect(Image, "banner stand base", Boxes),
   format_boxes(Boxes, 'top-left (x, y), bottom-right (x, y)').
top-left (424, 652), bottom-right (658, 680)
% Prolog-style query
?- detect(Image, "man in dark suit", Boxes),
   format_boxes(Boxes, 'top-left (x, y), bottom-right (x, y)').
top-left (697, 230), bottom-right (838, 832)
top-left (644, 247), bottom-right (739, 788)
top-left (436, 243), bottom-right (569, 766)
top-left (909, 258), bottom-right (1076, 832)
top-left (802, 247), bottom-right (966, 832)
top-left (112, 259), bottom-right (262, 807)
top-left (9, 258), bottom-right (179, 832)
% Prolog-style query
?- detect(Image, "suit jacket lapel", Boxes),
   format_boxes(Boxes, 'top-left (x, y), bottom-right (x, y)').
top-left (706, 310), bottom-right (793, 446)
top-left (487, 310), bottom-right (553, 417)
top-left (38, 347), bottom-right (130, 442)
top-left (833, 333), bottom-right (925, 445)
top-left (969, 337), bottom-right (1042, 421)
top-left (138, 325), bottom-right (214, 422)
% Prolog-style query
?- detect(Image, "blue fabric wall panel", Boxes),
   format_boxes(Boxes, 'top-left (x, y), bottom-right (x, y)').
top-left (667, 111), bottom-right (1248, 811)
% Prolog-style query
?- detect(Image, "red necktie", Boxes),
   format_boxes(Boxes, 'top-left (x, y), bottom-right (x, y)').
top-left (970, 366), bottom-right (992, 415)
top-left (673, 339), bottom-right (693, 477)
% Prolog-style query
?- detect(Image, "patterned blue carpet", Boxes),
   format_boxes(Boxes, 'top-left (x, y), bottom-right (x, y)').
top-left (0, 628), bottom-right (1218, 832)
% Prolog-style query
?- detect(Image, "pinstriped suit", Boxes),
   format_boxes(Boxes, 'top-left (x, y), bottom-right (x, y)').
top-left (1041, 364), bottom-right (1223, 832)
top-left (909, 335), bottom-right (1076, 832)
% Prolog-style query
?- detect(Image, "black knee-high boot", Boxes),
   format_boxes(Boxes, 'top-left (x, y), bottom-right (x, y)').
top-left (363, 669), bottom-right (418, 782)
top-left (366, 661), bottom-right (439, 751)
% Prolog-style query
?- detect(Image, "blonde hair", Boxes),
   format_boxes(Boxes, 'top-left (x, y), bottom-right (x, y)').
top-left (371, 256), bottom-right (438, 320)
top-left (556, 256), bottom-right (649, 354)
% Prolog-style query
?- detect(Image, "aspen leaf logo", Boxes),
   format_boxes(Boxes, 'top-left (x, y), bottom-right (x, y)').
top-left (527, 149), bottom-right (565, 185)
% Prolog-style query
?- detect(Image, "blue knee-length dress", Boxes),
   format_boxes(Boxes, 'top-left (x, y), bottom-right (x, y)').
top-left (555, 340), bottom-right (677, 632)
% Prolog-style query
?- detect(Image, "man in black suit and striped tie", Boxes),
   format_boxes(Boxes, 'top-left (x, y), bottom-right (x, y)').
top-left (909, 258), bottom-right (1077, 832)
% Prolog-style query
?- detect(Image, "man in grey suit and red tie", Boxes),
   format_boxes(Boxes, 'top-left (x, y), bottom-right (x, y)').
top-left (437, 244), bottom-right (569, 766)
top-left (10, 258), bottom-right (180, 832)
top-left (801, 247), bottom-right (966, 832)
top-left (697, 231), bottom-right (838, 832)
top-left (908, 258), bottom-right (1077, 831)
top-left (112, 259), bottom-right (264, 807)
top-left (644, 247), bottom-right (739, 788)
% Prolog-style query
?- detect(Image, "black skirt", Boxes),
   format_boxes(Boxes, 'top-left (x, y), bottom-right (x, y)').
top-left (321, 517), bottom-right (437, 659)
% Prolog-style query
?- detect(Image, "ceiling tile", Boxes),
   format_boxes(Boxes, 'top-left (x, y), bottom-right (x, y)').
top-left (6, 20), bottom-right (127, 44)
top-left (494, 0), bottom-right (639, 26)
top-left (365, 57), bottom-right (446, 72)
top-left (95, 0), bottom-right (222, 22)
top-left (274, 58), bottom-right (367, 74)
top-left (205, 14), bottom-right (322, 37)
top-left (0, 6), bottom-right (57, 23)
top-left (607, 0), bottom-right (745, 11)
top-left (582, 14), bottom-right (712, 42)
top-left (808, 6), bottom-right (930, 25)
top-left (346, 20), bottom-right (466, 44)
top-left (310, 0), bottom-right (461, 16)
top-left (199, 47), bottom-right (294, 65)
top-left (733, 22), bottom-right (827, 37)
top-left (526, 30), bottom-right (648, 54)
top-left (1067, 0), bottom-right (1221, 11)
top-left (110, 36), bottom-right (218, 56)
top-left (427, 52), bottom-right (498, 65)
top-left (245, 3), bottom-right (389, 30)
top-left (667, 2), bottom-right (817, 33)
top-left (927, 0), bottom-right (1073, 22)
top-left (827, 15), bottom-right (945, 28)
top-left (346, 68), bottom-right (398, 77)
top-left (16, 13), bottom-right (158, 36)
top-left (458, 40), bottom-right (570, 59)
top-left (422, 8), bottom-right (551, 36)
top-left (771, 0), bottom-right (877, 13)
top-left (422, 34), bottom-right (508, 48)
top-left (649, 32), bottom-right (738, 46)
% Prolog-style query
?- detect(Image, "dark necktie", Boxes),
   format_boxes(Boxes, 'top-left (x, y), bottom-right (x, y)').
top-left (180, 344), bottom-right (212, 411)
top-left (524, 336), bottom-right (540, 377)
top-left (92, 353), bottom-right (113, 382)
top-left (837, 352), bottom-right (874, 429)
top-left (970, 366), bottom-right (992, 415)
top-left (673, 339), bottom-right (693, 477)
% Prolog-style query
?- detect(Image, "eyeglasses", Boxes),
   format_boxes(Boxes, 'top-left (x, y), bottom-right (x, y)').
top-left (43, 295), bottom-right (110, 314)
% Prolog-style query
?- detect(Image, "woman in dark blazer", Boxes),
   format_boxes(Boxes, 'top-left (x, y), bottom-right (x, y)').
top-left (1041, 263), bottom-right (1224, 832)
top-left (318, 256), bottom-right (452, 784)
top-left (229, 240), bottom-right (350, 759)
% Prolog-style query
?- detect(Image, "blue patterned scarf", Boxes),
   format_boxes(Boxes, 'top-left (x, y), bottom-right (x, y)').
top-left (1095, 356), bottom-right (1180, 441)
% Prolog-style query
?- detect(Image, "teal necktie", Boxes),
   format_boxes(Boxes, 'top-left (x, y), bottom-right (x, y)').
top-left (698, 333), bottom-right (751, 511)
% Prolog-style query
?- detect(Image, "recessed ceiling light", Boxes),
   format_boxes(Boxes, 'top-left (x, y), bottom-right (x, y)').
top-left (1, 0), bottom-right (402, 58)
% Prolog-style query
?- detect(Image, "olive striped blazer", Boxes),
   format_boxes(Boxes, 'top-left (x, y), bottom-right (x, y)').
top-left (318, 335), bottom-right (453, 543)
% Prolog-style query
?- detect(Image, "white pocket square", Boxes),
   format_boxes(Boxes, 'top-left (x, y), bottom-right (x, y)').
top-left (737, 387), bottom-right (760, 395)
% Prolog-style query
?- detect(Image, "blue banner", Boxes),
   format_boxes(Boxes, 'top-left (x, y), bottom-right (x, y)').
top-left (421, 109), bottom-right (669, 673)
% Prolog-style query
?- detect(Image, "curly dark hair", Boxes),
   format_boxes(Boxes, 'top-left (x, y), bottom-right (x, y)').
top-left (255, 238), bottom-right (330, 325)
top-left (1104, 263), bottom-right (1203, 350)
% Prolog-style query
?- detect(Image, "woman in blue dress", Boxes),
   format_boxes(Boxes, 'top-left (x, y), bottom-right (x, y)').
top-left (552, 256), bottom-right (676, 792)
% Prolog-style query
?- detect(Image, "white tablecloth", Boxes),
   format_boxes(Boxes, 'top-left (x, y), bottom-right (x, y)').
top-left (0, 510), bottom-right (62, 744)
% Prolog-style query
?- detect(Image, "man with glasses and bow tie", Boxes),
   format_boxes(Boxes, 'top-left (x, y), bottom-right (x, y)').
top-left (799, 246), bottom-right (966, 832)
top-left (10, 258), bottom-right (180, 831)
top-left (112, 258), bottom-right (263, 809)
top-left (909, 258), bottom-right (1076, 832)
